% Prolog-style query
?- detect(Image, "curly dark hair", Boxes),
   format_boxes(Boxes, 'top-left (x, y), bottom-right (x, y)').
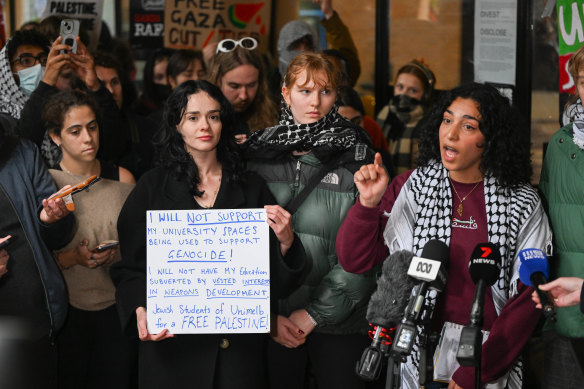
top-left (417, 83), bottom-right (531, 188)
top-left (156, 80), bottom-right (244, 197)
top-left (6, 29), bottom-right (50, 62)
top-left (43, 90), bottom-right (100, 136)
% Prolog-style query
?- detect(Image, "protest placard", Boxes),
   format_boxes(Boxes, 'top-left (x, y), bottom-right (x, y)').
top-left (146, 209), bottom-right (270, 334)
top-left (42, 0), bottom-right (104, 50)
top-left (130, 0), bottom-right (164, 51)
top-left (163, 0), bottom-right (271, 50)
top-left (558, 0), bottom-right (584, 93)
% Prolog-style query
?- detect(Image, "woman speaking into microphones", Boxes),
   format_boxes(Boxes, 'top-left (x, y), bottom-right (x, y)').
top-left (337, 83), bottom-right (552, 389)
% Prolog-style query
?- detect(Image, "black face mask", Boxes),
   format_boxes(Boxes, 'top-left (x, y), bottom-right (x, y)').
top-left (392, 94), bottom-right (422, 113)
top-left (152, 83), bottom-right (172, 101)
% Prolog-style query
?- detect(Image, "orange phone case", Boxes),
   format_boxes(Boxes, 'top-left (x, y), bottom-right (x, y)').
top-left (49, 175), bottom-right (101, 211)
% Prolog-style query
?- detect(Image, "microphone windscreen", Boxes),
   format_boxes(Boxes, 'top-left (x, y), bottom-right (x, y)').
top-left (421, 239), bottom-right (449, 263)
top-left (421, 239), bottom-right (449, 291)
top-left (468, 242), bottom-right (501, 286)
top-left (366, 250), bottom-right (416, 328)
top-left (518, 248), bottom-right (549, 287)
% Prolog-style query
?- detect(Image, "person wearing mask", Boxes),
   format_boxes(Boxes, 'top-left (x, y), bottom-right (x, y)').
top-left (146, 49), bottom-right (208, 127)
top-left (538, 44), bottom-right (584, 389)
top-left (376, 59), bottom-right (436, 175)
top-left (0, 29), bottom-right (50, 120)
top-left (207, 37), bottom-right (278, 139)
top-left (246, 52), bottom-right (376, 389)
top-left (94, 52), bottom-right (156, 179)
top-left (133, 48), bottom-right (173, 116)
top-left (110, 80), bottom-right (305, 389)
top-left (13, 32), bottom-right (123, 167)
top-left (337, 83), bottom-right (551, 389)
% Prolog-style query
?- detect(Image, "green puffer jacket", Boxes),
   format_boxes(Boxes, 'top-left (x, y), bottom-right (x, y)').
top-left (248, 150), bottom-right (378, 335)
top-left (539, 124), bottom-right (584, 338)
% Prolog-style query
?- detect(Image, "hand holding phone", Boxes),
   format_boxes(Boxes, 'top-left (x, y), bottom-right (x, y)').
top-left (60, 19), bottom-right (80, 54)
top-left (49, 175), bottom-right (102, 211)
top-left (92, 240), bottom-right (119, 253)
top-left (0, 235), bottom-right (13, 250)
top-left (0, 235), bottom-right (10, 278)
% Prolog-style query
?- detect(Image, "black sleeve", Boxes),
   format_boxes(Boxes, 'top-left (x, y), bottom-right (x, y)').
top-left (89, 83), bottom-right (127, 163)
top-left (15, 82), bottom-right (58, 148)
top-left (253, 174), bottom-right (306, 299)
top-left (39, 211), bottom-right (76, 250)
top-left (110, 181), bottom-right (150, 336)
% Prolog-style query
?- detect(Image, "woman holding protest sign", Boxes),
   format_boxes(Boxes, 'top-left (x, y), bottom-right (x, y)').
top-left (110, 80), bottom-right (305, 389)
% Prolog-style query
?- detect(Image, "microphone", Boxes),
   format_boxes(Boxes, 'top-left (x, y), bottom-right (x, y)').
top-left (518, 248), bottom-right (556, 322)
top-left (391, 239), bottom-right (449, 360)
top-left (356, 250), bottom-right (416, 381)
top-left (468, 243), bottom-right (501, 327)
top-left (457, 242), bottom-right (500, 367)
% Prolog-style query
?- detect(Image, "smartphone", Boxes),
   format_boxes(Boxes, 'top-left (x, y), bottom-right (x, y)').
top-left (93, 240), bottom-right (119, 253)
top-left (59, 19), bottom-right (80, 54)
top-left (0, 235), bottom-right (13, 250)
top-left (48, 175), bottom-right (102, 211)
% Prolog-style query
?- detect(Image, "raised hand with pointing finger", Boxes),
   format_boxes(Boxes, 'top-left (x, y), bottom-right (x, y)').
top-left (354, 152), bottom-right (389, 208)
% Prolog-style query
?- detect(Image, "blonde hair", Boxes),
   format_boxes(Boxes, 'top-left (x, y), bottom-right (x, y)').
top-left (569, 45), bottom-right (584, 80)
top-left (284, 52), bottom-right (340, 91)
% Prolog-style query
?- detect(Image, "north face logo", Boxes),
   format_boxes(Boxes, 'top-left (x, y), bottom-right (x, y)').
top-left (321, 173), bottom-right (339, 185)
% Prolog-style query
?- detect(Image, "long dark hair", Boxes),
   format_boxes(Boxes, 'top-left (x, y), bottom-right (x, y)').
top-left (156, 80), bottom-right (243, 196)
top-left (417, 83), bottom-right (532, 188)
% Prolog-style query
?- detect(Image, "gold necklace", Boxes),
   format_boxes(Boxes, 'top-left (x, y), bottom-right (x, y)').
top-left (196, 175), bottom-right (222, 209)
top-left (450, 178), bottom-right (481, 217)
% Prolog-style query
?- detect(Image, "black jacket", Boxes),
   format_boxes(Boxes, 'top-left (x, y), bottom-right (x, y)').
top-left (111, 166), bottom-right (305, 389)
top-left (0, 134), bottom-right (75, 339)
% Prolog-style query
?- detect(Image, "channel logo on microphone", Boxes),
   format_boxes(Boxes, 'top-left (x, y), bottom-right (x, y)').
top-left (407, 256), bottom-right (441, 282)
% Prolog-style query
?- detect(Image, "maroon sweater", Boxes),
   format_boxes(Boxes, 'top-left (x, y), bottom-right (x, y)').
top-left (336, 171), bottom-right (540, 388)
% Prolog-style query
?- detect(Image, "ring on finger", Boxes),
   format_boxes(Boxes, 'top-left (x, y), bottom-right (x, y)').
top-left (93, 259), bottom-right (99, 266)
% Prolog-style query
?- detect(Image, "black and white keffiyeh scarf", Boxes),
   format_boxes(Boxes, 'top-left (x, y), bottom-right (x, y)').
top-left (0, 45), bottom-right (28, 120)
top-left (246, 104), bottom-right (368, 161)
top-left (384, 162), bottom-right (552, 389)
top-left (0, 44), bottom-right (61, 166)
top-left (570, 98), bottom-right (584, 150)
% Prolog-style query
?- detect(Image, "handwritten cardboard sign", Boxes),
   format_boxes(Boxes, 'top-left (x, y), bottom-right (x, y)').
top-left (146, 209), bottom-right (270, 334)
top-left (163, 0), bottom-right (271, 50)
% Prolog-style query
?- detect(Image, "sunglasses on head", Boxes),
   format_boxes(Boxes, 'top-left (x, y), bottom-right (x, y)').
top-left (216, 37), bottom-right (258, 54)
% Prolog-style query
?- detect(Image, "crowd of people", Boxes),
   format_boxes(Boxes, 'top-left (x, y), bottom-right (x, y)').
top-left (0, 1), bottom-right (582, 389)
